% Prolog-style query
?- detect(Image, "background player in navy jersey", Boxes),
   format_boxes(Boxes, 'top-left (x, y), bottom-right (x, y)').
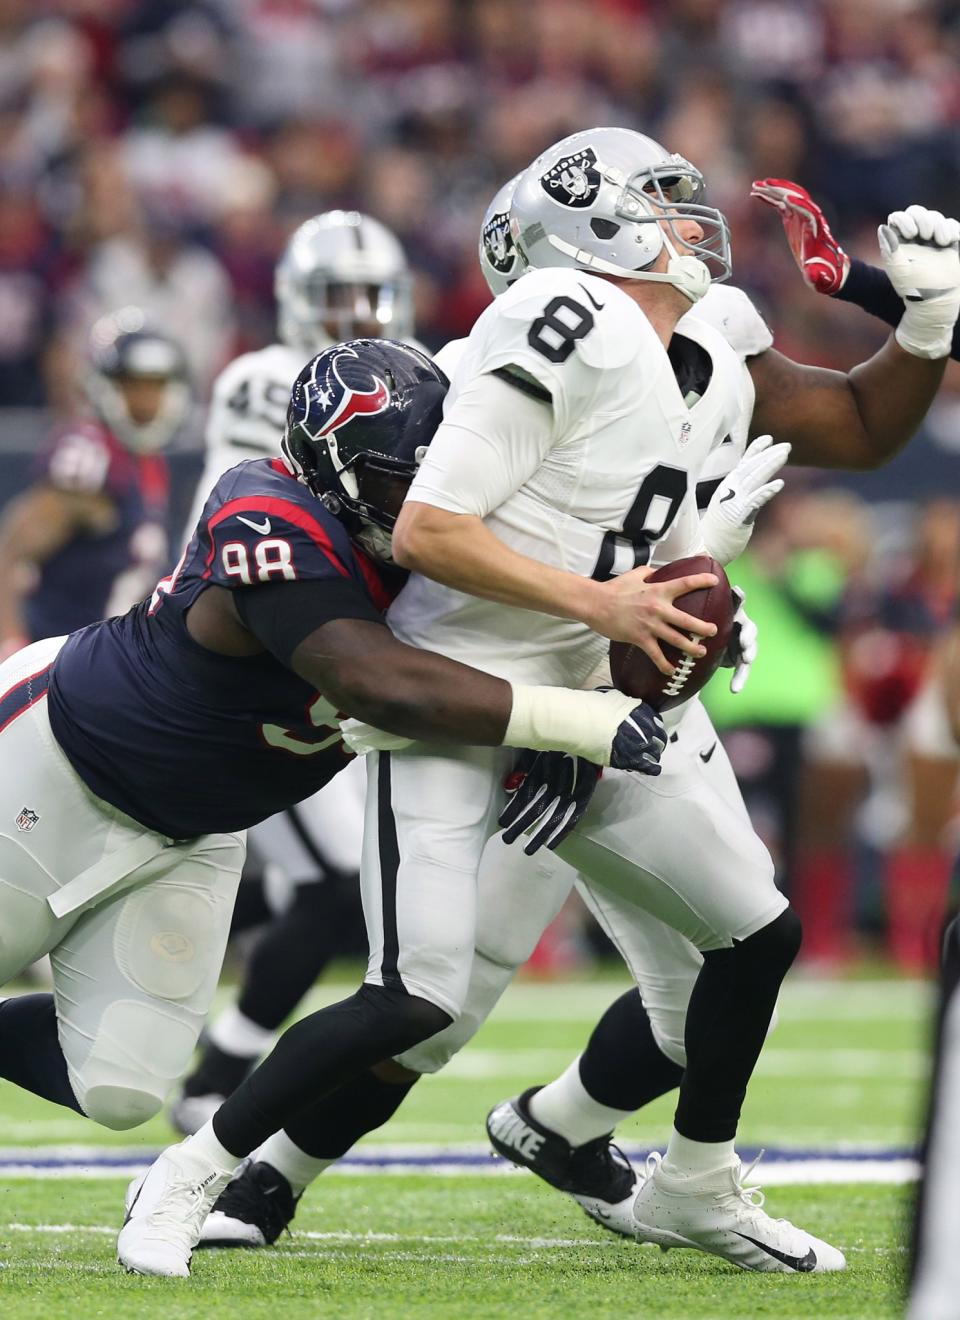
top-left (0, 338), bottom-right (672, 1222)
top-left (0, 311), bottom-right (188, 655)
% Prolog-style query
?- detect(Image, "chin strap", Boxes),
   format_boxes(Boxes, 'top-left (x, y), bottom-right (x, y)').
top-left (545, 231), bottom-right (711, 304)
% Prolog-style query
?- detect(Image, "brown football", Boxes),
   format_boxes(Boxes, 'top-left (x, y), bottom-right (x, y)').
top-left (609, 555), bottom-right (734, 710)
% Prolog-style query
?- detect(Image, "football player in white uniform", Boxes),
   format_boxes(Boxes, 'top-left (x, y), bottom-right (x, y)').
top-left (123, 128), bottom-right (959, 1280)
top-left (171, 211), bottom-right (418, 1134)
top-left (187, 150), bottom-right (958, 1273)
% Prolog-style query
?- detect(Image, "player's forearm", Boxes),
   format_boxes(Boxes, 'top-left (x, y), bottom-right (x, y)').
top-left (393, 504), bottom-right (600, 625)
top-left (846, 338), bottom-right (947, 466)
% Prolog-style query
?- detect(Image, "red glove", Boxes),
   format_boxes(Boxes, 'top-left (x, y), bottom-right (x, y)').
top-left (751, 178), bottom-right (850, 295)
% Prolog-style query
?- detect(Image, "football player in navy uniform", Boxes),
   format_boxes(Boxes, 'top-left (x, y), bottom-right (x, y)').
top-left (0, 338), bottom-right (669, 1236)
top-left (171, 211), bottom-right (421, 1136)
top-left (0, 312), bottom-right (188, 655)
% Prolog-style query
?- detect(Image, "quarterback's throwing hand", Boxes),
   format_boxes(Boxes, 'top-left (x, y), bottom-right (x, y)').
top-left (500, 749), bottom-right (602, 855)
top-left (751, 178), bottom-right (850, 295)
top-left (878, 205), bottom-right (960, 359)
top-left (700, 434), bottom-right (790, 567)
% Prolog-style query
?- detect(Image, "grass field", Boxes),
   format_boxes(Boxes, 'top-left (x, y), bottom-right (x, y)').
top-left (0, 973), bottom-right (935, 1318)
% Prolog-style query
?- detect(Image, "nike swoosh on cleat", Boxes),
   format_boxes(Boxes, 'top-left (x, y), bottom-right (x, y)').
top-left (237, 515), bottom-right (272, 535)
top-left (734, 1233), bottom-right (817, 1272)
top-left (578, 284), bottom-right (606, 312)
top-left (699, 743), bottom-right (717, 763)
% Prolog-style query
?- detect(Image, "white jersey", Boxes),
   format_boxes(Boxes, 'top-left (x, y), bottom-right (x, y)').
top-left (434, 281), bottom-right (773, 510)
top-left (389, 267), bottom-right (755, 687)
top-left (183, 341), bottom-right (320, 539)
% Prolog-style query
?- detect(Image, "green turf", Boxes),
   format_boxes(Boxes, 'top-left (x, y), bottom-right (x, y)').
top-left (0, 1176), bottom-right (909, 1320)
top-left (0, 972), bottom-right (933, 1318)
top-left (0, 975), bottom-right (935, 1151)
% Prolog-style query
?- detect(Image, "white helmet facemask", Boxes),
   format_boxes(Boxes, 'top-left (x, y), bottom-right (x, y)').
top-left (510, 129), bottom-right (732, 304)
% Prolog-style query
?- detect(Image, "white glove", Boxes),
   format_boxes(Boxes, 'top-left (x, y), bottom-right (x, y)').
top-left (699, 434), bottom-right (790, 566)
top-left (339, 717), bottom-right (414, 755)
top-left (879, 205), bottom-right (960, 359)
top-left (721, 586), bottom-right (757, 694)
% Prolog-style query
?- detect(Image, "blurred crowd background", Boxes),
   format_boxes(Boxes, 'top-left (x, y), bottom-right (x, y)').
top-left (2, 0), bottom-right (960, 973)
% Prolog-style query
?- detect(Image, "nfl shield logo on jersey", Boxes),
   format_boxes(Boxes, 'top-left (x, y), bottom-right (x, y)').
top-left (16, 807), bottom-right (39, 832)
top-left (541, 147), bottom-right (601, 209)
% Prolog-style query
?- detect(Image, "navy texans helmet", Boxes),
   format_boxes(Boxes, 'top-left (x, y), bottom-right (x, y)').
top-left (282, 338), bottom-right (449, 560)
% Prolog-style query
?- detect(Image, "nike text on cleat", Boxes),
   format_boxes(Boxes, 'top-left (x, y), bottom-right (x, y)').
top-left (117, 1143), bottom-right (235, 1277)
top-left (197, 1160), bottom-right (301, 1249)
top-left (631, 1151), bottom-right (846, 1273)
top-left (486, 1088), bottom-right (639, 1238)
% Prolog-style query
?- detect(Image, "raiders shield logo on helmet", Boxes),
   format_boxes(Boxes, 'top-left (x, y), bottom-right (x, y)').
top-left (481, 211), bottom-right (516, 275)
top-left (540, 147), bottom-right (601, 209)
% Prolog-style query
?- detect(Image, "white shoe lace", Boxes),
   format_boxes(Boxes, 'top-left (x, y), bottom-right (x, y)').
top-left (141, 1162), bottom-right (212, 1250)
top-left (642, 1150), bottom-right (663, 1182)
top-left (726, 1150), bottom-right (805, 1244)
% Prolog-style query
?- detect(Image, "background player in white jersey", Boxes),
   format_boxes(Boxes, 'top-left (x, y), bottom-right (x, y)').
top-left (194, 154), bottom-right (960, 1271)
top-left (172, 211), bottom-right (418, 1133)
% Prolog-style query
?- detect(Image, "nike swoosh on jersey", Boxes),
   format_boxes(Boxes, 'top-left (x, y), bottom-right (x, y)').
top-left (699, 742), bottom-right (717, 763)
top-left (718, 489), bottom-right (736, 504)
top-left (734, 1232), bottom-right (817, 1272)
top-left (578, 283), bottom-right (606, 312)
top-left (237, 515), bottom-right (272, 535)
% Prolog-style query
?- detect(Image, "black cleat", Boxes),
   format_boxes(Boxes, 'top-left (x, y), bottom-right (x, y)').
top-left (196, 1160), bottom-right (301, 1249)
top-left (169, 1043), bottom-right (256, 1136)
top-left (486, 1087), bottom-right (640, 1238)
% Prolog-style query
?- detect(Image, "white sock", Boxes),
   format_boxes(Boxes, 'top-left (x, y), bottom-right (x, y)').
top-left (208, 1004), bottom-right (277, 1059)
top-left (527, 1058), bottom-right (634, 1147)
top-left (662, 1128), bottom-right (736, 1178)
top-left (256, 1130), bottom-right (334, 1195)
top-left (184, 1120), bottom-right (243, 1176)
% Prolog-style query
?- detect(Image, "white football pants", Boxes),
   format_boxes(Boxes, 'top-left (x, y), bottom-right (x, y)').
top-left (362, 698), bottom-right (786, 1037)
top-left (0, 637), bottom-right (245, 1129)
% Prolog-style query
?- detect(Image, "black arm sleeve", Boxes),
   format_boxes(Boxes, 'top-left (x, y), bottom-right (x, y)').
top-left (234, 577), bottom-right (385, 667)
top-left (838, 257), bottom-right (960, 362)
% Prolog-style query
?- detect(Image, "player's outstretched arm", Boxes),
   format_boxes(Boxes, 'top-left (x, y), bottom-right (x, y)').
top-left (747, 207), bottom-right (960, 469)
top-left (290, 617), bottom-right (667, 771)
top-left (752, 179), bottom-right (960, 361)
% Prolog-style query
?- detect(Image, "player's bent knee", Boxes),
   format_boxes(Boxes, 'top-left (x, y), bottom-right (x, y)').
top-left (81, 1083), bottom-right (163, 1130)
top-left (739, 905), bottom-right (803, 973)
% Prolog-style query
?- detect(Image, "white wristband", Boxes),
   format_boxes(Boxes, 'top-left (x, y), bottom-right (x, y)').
top-left (505, 683), bottom-right (638, 766)
top-left (895, 296), bottom-right (960, 360)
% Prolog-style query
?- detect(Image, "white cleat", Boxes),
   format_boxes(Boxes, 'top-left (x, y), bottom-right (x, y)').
top-left (117, 1143), bottom-right (235, 1277)
top-left (168, 1091), bottom-right (226, 1137)
top-left (631, 1152), bottom-right (846, 1273)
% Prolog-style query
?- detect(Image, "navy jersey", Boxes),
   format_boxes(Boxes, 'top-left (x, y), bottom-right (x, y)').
top-left (25, 419), bottom-right (170, 640)
top-left (47, 458), bottom-right (396, 839)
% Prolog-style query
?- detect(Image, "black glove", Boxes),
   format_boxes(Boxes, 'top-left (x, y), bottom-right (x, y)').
top-left (608, 699), bottom-right (667, 774)
top-left (499, 749), bottom-right (602, 856)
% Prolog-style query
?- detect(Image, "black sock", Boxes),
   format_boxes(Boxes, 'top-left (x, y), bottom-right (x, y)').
top-left (213, 983), bottom-right (449, 1157)
top-left (282, 1068), bottom-right (417, 1160)
top-left (0, 994), bottom-right (82, 1114)
top-left (674, 907), bottom-right (802, 1143)
top-left (237, 881), bottom-right (346, 1031)
top-left (578, 988), bottom-right (684, 1112)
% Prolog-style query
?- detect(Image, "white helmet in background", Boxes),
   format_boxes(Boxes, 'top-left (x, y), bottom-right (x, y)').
top-left (510, 127), bottom-right (731, 303)
top-left (478, 173), bottom-right (524, 297)
top-left (275, 211), bottom-right (414, 351)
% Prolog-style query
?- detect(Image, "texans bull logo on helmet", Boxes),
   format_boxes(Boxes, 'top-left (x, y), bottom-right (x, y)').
top-left (301, 346), bottom-right (391, 441)
top-left (541, 146), bottom-right (602, 209)
top-left (482, 210), bottom-right (517, 275)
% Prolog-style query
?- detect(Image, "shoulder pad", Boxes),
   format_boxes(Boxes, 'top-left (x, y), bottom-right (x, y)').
top-left (433, 337), bottom-right (467, 381)
top-left (495, 269), bottom-right (642, 370)
top-left (685, 285), bottom-right (774, 360)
